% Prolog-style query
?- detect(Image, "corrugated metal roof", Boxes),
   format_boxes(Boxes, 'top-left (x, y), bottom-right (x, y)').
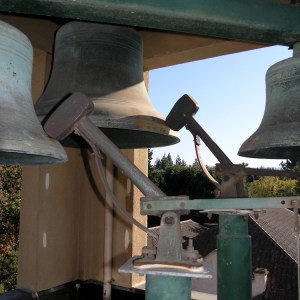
top-left (251, 208), bottom-right (300, 263)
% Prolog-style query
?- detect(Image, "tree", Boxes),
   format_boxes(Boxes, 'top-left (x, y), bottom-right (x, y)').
top-left (148, 149), bottom-right (154, 172)
top-left (0, 166), bottom-right (22, 292)
top-left (248, 176), bottom-right (298, 198)
top-left (279, 159), bottom-right (300, 193)
top-left (148, 153), bottom-right (217, 226)
top-left (175, 155), bottom-right (186, 166)
top-left (280, 159), bottom-right (300, 172)
top-left (154, 153), bottom-right (174, 170)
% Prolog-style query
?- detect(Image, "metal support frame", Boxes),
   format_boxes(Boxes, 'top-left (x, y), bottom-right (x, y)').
top-left (1, 0), bottom-right (300, 46)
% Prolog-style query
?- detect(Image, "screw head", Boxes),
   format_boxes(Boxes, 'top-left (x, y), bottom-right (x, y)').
top-left (164, 216), bottom-right (174, 225)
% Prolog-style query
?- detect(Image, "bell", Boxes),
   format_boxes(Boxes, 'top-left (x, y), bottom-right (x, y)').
top-left (0, 21), bottom-right (67, 165)
top-left (35, 21), bottom-right (179, 149)
top-left (238, 43), bottom-right (300, 159)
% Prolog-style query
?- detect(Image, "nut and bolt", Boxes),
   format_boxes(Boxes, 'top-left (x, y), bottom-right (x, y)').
top-left (164, 216), bottom-right (175, 225)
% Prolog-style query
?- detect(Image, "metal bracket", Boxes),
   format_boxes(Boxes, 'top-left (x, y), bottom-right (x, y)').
top-left (119, 211), bottom-right (212, 278)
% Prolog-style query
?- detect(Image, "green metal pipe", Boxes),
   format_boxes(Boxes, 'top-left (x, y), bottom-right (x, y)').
top-left (217, 214), bottom-right (252, 300)
top-left (1, 0), bottom-right (300, 46)
top-left (145, 275), bottom-right (191, 300)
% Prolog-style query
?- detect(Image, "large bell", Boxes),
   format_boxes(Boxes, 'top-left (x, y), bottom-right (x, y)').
top-left (0, 21), bottom-right (67, 165)
top-left (35, 21), bottom-right (179, 149)
top-left (238, 43), bottom-right (300, 160)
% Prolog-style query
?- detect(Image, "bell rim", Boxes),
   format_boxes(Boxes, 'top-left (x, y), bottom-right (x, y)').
top-left (62, 127), bottom-right (180, 149)
top-left (238, 124), bottom-right (300, 159)
top-left (0, 138), bottom-right (68, 165)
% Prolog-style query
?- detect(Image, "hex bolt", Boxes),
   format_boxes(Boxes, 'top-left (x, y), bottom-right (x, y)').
top-left (164, 216), bottom-right (174, 225)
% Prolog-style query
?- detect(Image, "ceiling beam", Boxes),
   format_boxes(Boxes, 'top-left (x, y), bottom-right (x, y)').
top-left (0, 0), bottom-right (300, 46)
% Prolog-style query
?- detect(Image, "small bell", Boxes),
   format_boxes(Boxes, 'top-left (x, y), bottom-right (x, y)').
top-left (0, 20), bottom-right (67, 165)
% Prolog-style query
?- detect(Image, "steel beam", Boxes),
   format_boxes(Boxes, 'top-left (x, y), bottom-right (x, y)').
top-left (1, 0), bottom-right (300, 46)
top-left (141, 196), bottom-right (300, 213)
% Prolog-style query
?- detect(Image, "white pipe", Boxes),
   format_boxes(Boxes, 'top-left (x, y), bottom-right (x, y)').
top-left (103, 157), bottom-right (114, 300)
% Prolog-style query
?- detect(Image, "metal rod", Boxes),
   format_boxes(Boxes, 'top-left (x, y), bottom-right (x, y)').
top-left (187, 117), bottom-right (233, 167)
top-left (75, 117), bottom-right (165, 197)
top-left (217, 214), bottom-right (252, 300)
top-left (1, 0), bottom-right (300, 46)
top-left (103, 157), bottom-right (114, 300)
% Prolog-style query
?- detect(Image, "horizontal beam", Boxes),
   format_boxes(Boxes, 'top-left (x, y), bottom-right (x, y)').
top-left (1, 1), bottom-right (300, 46)
top-left (141, 196), bottom-right (300, 213)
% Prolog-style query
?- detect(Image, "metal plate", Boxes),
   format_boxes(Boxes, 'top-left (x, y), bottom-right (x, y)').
top-left (119, 256), bottom-right (212, 278)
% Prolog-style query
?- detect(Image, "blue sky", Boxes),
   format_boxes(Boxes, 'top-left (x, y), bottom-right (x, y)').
top-left (149, 45), bottom-right (291, 168)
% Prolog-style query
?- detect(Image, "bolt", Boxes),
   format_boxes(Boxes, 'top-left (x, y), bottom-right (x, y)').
top-left (147, 203), bottom-right (152, 209)
top-left (164, 216), bottom-right (174, 225)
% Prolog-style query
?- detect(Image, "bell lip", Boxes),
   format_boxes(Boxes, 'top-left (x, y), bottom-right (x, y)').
top-left (0, 139), bottom-right (68, 165)
top-left (61, 127), bottom-right (180, 149)
top-left (0, 153), bottom-right (68, 166)
top-left (238, 146), bottom-right (300, 159)
top-left (238, 125), bottom-right (300, 160)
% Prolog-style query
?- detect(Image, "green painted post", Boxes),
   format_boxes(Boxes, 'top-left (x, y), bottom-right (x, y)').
top-left (145, 275), bottom-right (191, 300)
top-left (217, 214), bottom-right (252, 300)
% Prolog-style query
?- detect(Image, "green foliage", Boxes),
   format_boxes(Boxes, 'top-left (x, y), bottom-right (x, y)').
top-left (0, 166), bottom-right (22, 292)
top-left (280, 159), bottom-right (300, 193)
top-left (154, 153), bottom-right (174, 170)
top-left (248, 176), bottom-right (298, 198)
top-left (149, 153), bottom-right (216, 199)
top-left (248, 160), bottom-right (299, 197)
top-left (280, 159), bottom-right (300, 172)
top-left (148, 149), bottom-right (154, 172)
top-left (148, 153), bottom-right (218, 226)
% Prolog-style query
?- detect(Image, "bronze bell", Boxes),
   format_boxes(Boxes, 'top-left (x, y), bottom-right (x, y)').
top-left (0, 20), bottom-right (67, 165)
top-left (35, 21), bottom-right (179, 148)
top-left (238, 43), bottom-right (300, 159)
